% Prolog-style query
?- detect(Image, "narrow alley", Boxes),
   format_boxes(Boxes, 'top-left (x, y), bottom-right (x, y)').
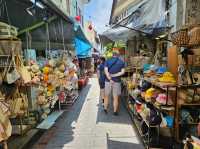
top-left (1, 0), bottom-right (200, 149)
top-left (32, 78), bottom-right (144, 149)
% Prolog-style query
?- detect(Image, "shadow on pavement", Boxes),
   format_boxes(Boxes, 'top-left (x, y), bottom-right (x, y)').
top-left (31, 84), bottom-right (91, 149)
top-left (96, 96), bottom-right (133, 125)
top-left (107, 139), bottom-right (145, 149)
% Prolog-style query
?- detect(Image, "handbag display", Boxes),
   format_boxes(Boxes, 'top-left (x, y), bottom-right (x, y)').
top-left (16, 54), bottom-right (31, 84)
top-left (0, 107), bottom-right (12, 142)
top-left (37, 95), bottom-right (47, 105)
top-left (0, 101), bottom-right (10, 116)
top-left (5, 52), bottom-right (20, 84)
top-left (9, 90), bottom-right (28, 117)
top-left (6, 68), bottom-right (20, 84)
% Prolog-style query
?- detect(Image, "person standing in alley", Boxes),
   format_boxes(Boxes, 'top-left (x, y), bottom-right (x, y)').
top-left (104, 50), bottom-right (125, 115)
top-left (97, 57), bottom-right (106, 105)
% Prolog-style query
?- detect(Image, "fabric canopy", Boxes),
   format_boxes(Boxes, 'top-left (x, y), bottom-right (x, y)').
top-left (74, 37), bottom-right (92, 58)
top-left (128, 0), bottom-right (166, 33)
top-left (103, 0), bottom-right (167, 41)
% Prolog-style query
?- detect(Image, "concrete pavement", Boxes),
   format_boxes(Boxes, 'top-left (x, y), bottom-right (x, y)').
top-left (32, 78), bottom-right (144, 149)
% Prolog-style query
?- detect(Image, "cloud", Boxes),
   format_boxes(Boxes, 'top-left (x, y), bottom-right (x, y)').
top-left (84, 0), bottom-right (113, 34)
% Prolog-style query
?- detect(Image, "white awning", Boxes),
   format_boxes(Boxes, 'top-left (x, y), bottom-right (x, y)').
top-left (103, 26), bottom-right (139, 41)
top-left (103, 0), bottom-right (167, 41)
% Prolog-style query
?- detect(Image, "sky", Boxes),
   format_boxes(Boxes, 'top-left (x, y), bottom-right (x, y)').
top-left (84, 0), bottom-right (113, 34)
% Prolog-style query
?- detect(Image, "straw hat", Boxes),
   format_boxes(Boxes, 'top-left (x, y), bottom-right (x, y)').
top-left (31, 64), bottom-right (40, 73)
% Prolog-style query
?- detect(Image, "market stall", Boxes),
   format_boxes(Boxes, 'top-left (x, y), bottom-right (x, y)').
top-left (0, 0), bottom-right (81, 148)
top-left (121, 24), bottom-right (200, 149)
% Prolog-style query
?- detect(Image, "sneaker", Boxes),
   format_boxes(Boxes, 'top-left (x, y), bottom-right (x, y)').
top-left (104, 109), bottom-right (108, 114)
top-left (113, 112), bottom-right (118, 116)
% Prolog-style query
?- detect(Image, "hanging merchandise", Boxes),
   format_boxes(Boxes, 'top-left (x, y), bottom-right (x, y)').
top-left (16, 54), bottom-right (31, 84)
top-left (75, 15), bottom-right (81, 22)
top-left (5, 51), bottom-right (20, 84)
top-left (9, 91), bottom-right (28, 118)
top-left (0, 107), bottom-right (12, 142)
top-left (88, 24), bottom-right (93, 30)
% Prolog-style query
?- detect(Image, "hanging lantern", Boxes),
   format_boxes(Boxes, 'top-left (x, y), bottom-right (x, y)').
top-left (88, 24), bottom-right (93, 30)
top-left (75, 15), bottom-right (81, 22)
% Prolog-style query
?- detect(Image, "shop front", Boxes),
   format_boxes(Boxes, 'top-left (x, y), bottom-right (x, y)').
top-left (0, 0), bottom-right (82, 148)
top-left (104, 0), bottom-right (200, 148)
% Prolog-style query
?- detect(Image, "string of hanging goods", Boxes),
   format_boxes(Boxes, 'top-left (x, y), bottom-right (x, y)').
top-left (45, 22), bottom-right (51, 59)
top-left (60, 19), bottom-right (66, 52)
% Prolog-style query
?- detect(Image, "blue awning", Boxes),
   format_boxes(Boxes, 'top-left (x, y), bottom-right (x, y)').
top-left (74, 37), bottom-right (92, 58)
top-left (73, 23), bottom-right (92, 58)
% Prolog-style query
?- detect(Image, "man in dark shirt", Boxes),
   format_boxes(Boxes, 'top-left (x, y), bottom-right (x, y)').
top-left (97, 57), bottom-right (106, 104)
top-left (104, 50), bottom-right (125, 115)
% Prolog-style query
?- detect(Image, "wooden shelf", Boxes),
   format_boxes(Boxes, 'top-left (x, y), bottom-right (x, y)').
top-left (177, 84), bottom-right (200, 89)
top-left (129, 94), bottom-right (175, 112)
top-left (179, 103), bottom-right (200, 106)
top-left (179, 122), bottom-right (199, 125)
top-left (144, 77), bottom-right (176, 91)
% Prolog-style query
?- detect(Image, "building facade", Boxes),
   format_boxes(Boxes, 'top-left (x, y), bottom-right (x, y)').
top-left (48, 0), bottom-right (91, 27)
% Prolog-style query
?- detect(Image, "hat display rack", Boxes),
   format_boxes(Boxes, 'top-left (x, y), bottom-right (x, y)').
top-left (121, 22), bottom-right (200, 148)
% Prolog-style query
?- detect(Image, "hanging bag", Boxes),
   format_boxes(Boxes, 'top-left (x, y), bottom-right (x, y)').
top-left (37, 95), bottom-right (47, 105)
top-left (9, 89), bottom-right (28, 117)
top-left (0, 107), bottom-right (12, 142)
top-left (5, 49), bottom-right (20, 84)
top-left (16, 54), bottom-right (31, 84)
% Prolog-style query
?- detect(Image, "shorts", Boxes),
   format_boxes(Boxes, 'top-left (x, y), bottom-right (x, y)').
top-left (105, 81), bottom-right (121, 96)
top-left (99, 80), bottom-right (105, 89)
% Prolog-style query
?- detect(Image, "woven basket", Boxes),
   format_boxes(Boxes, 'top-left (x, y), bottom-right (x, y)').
top-left (188, 26), bottom-right (200, 46)
top-left (171, 28), bottom-right (189, 47)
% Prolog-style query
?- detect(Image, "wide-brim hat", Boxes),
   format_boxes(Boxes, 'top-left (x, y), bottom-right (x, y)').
top-left (156, 93), bottom-right (167, 104)
top-left (149, 65), bottom-right (158, 71)
top-left (143, 64), bottom-right (151, 71)
top-left (145, 88), bottom-right (155, 100)
top-left (141, 81), bottom-right (152, 92)
top-left (31, 64), bottom-right (40, 73)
